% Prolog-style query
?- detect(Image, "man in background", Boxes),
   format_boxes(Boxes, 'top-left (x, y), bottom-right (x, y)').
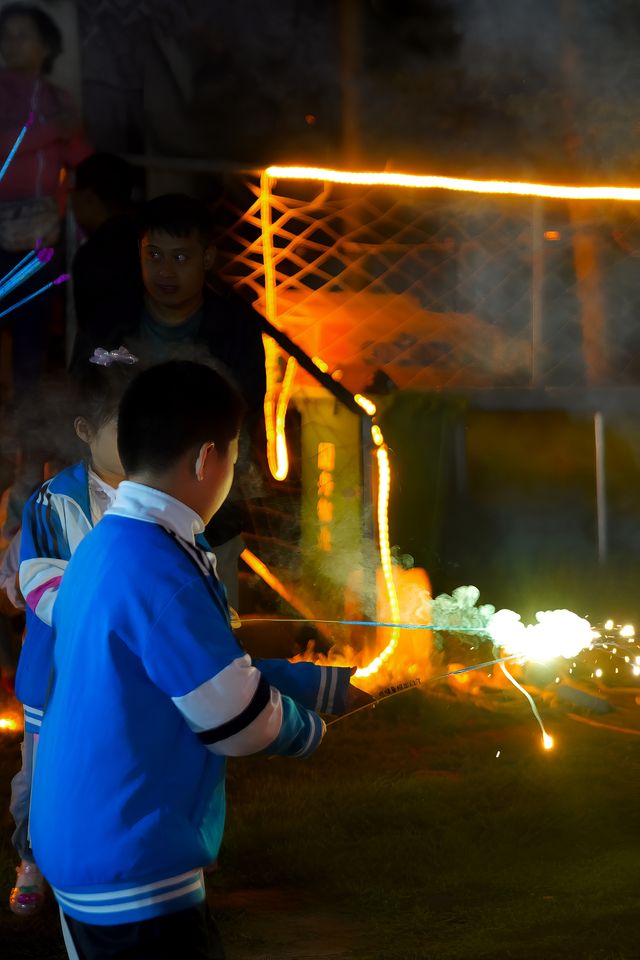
top-left (71, 193), bottom-right (267, 607)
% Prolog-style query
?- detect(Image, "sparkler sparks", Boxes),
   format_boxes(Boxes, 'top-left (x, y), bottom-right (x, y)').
top-left (252, 593), bottom-right (640, 747)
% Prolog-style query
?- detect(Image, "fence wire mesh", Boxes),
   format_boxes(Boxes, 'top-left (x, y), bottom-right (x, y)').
top-left (212, 175), bottom-right (640, 615)
top-left (216, 176), bottom-right (640, 393)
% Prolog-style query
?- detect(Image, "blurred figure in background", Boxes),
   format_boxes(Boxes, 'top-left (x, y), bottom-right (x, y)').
top-left (70, 152), bottom-right (140, 337)
top-left (0, 1), bottom-right (89, 391)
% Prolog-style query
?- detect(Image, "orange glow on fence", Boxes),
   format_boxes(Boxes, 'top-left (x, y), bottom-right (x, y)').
top-left (266, 165), bottom-right (640, 202)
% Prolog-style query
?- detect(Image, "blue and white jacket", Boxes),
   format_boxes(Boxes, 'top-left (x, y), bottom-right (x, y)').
top-left (30, 482), bottom-right (351, 926)
top-left (17, 461), bottom-right (110, 733)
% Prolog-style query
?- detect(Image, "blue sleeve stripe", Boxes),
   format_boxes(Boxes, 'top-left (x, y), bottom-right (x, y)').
top-left (197, 673), bottom-right (271, 745)
top-left (315, 668), bottom-right (327, 711)
top-left (291, 712), bottom-right (324, 758)
top-left (326, 668), bottom-right (339, 712)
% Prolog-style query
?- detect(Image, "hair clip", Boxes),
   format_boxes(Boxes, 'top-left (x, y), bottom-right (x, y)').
top-left (89, 346), bottom-right (139, 367)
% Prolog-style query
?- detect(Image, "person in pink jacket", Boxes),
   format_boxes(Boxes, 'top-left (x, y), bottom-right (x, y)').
top-left (0, 2), bottom-right (90, 389)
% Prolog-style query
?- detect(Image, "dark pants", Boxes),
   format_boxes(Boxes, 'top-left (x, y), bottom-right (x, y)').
top-left (60, 901), bottom-right (225, 960)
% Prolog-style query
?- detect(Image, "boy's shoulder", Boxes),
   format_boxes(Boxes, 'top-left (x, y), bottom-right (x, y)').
top-left (69, 517), bottom-right (226, 615)
top-left (23, 461), bottom-right (90, 522)
top-left (87, 515), bottom-right (212, 578)
top-left (36, 461), bottom-right (88, 502)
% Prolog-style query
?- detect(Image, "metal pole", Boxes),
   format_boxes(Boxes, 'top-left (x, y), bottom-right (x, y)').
top-left (531, 198), bottom-right (544, 386)
top-left (594, 411), bottom-right (607, 563)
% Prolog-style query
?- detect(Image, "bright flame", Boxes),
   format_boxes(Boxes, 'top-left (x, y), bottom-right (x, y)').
top-left (266, 165), bottom-right (640, 203)
top-left (488, 608), bottom-right (594, 663)
top-left (0, 717), bottom-right (17, 731)
top-left (371, 424), bottom-right (384, 446)
top-left (355, 444), bottom-right (400, 678)
top-left (543, 734), bottom-right (554, 750)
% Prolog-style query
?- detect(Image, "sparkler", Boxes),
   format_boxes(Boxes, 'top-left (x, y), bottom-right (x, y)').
top-left (0, 112), bottom-right (32, 185)
top-left (327, 654), bottom-right (523, 728)
top-left (0, 247), bottom-right (54, 302)
top-left (0, 273), bottom-right (69, 322)
top-left (0, 117), bottom-right (63, 323)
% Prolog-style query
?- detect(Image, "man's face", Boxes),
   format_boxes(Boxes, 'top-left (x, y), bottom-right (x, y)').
top-left (140, 229), bottom-right (214, 312)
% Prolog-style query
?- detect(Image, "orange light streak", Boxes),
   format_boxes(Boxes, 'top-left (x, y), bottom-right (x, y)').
top-left (355, 444), bottom-right (401, 678)
top-left (260, 171), bottom-right (293, 481)
top-left (354, 393), bottom-right (377, 416)
top-left (266, 165), bottom-right (640, 202)
top-left (312, 355), bottom-right (329, 373)
top-left (241, 548), bottom-right (321, 624)
top-left (371, 424), bottom-right (384, 447)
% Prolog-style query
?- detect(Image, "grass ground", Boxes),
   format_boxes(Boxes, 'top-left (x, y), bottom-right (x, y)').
top-left (1, 684), bottom-right (639, 960)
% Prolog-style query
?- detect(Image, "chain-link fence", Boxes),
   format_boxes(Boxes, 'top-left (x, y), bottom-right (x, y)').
top-left (216, 175), bottom-right (640, 393)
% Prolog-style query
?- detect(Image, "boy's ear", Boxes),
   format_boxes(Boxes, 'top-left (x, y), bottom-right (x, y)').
top-left (74, 416), bottom-right (93, 445)
top-left (195, 441), bottom-right (215, 481)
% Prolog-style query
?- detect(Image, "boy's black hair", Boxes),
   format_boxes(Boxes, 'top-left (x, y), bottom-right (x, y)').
top-left (0, 3), bottom-right (63, 74)
top-left (74, 153), bottom-right (136, 211)
top-left (137, 194), bottom-right (215, 247)
top-left (118, 360), bottom-right (245, 475)
top-left (74, 359), bottom-right (141, 431)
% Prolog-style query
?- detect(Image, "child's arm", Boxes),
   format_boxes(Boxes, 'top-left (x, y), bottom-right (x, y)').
top-left (0, 530), bottom-right (24, 616)
top-left (144, 581), bottom-right (326, 759)
top-left (253, 658), bottom-right (354, 715)
top-left (19, 491), bottom-right (72, 626)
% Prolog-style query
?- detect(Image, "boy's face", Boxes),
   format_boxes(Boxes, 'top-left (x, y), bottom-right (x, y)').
top-left (140, 229), bottom-right (215, 315)
top-left (201, 435), bottom-right (239, 524)
top-left (75, 416), bottom-right (124, 485)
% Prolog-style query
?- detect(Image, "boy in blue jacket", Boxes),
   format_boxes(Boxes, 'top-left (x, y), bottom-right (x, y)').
top-left (30, 360), bottom-right (364, 959)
